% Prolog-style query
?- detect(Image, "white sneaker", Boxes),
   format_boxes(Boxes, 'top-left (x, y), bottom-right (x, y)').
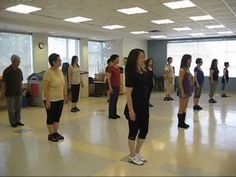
top-left (136, 153), bottom-right (147, 162)
top-left (128, 155), bottom-right (144, 165)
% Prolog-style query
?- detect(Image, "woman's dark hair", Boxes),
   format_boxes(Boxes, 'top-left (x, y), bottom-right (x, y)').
top-left (196, 58), bottom-right (203, 64)
top-left (109, 54), bottom-right (119, 62)
top-left (180, 54), bottom-right (192, 69)
top-left (49, 53), bottom-right (60, 67)
top-left (224, 62), bottom-right (229, 67)
top-left (145, 58), bottom-right (153, 68)
top-left (71, 55), bottom-right (79, 67)
top-left (210, 59), bottom-right (218, 70)
top-left (125, 48), bottom-right (145, 73)
top-left (107, 58), bottom-right (111, 65)
top-left (167, 57), bottom-right (172, 63)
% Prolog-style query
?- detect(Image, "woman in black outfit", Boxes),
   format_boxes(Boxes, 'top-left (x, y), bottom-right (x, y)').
top-left (145, 58), bottom-right (154, 107)
top-left (124, 48), bottom-right (149, 165)
top-left (209, 59), bottom-right (219, 103)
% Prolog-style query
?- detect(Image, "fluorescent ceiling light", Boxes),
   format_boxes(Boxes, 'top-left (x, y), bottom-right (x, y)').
top-left (64, 16), bottom-right (92, 23)
top-left (117, 7), bottom-right (148, 15)
top-left (5, 4), bottom-right (41, 14)
top-left (151, 19), bottom-right (174, 24)
top-left (189, 15), bottom-right (214, 21)
top-left (189, 33), bottom-right (205, 36)
top-left (173, 27), bottom-right (192, 31)
top-left (217, 31), bottom-right (233, 34)
top-left (130, 31), bottom-right (149, 34)
top-left (102, 25), bottom-right (126, 30)
top-left (206, 25), bottom-right (225, 29)
top-left (150, 35), bottom-right (167, 39)
top-left (163, 0), bottom-right (196, 9)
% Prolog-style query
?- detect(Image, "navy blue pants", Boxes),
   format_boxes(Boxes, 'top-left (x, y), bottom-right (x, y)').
top-left (108, 87), bottom-right (119, 117)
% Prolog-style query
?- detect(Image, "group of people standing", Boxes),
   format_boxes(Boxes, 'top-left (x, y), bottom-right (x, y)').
top-left (1, 50), bottom-right (230, 166)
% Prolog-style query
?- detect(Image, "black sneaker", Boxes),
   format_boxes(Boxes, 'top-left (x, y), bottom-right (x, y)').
top-left (115, 114), bottom-right (121, 118)
top-left (54, 132), bottom-right (64, 140)
top-left (16, 122), bottom-right (24, 126)
top-left (75, 107), bottom-right (80, 111)
top-left (209, 99), bottom-right (217, 103)
top-left (197, 105), bottom-right (203, 110)
top-left (149, 103), bottom-right (153, 107)
top-left (164, 97), bottom-right (169, 101)
top-left (169, 97), bottom-right (174, 100)
top-left (48, 133), bottom-right (58, 142)
top-left (71, 107), bottom-right (77, 112)
top-left (178, 123), bottom-right (190, 129)
top-left (221, 94), bottom-right (227, 97)
top-left (193, 105), bottom-right (200, 110)
top-left (109, 116), bottom-right (117, 119)
top-left (11, 123), bottom-right (18, 128)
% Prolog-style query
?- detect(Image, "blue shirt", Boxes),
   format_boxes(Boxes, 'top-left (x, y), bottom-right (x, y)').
top-left (194, 66), bottom-right (204, 86)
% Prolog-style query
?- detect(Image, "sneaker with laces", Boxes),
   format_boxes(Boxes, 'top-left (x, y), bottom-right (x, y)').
top-left (128, 155), bottom-right (144, 165)
top-left (54, 132), bottom-right (64, 140)
top-left (136, 153), bottom-right (147, 162)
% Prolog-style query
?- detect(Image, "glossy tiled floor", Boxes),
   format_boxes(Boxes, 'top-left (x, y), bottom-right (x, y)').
top-left (0, 92), bottom-right (236, 176)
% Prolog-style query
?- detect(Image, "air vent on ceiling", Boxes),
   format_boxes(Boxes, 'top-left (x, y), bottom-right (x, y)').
top-left (148, 29), bottom-right (161, 33)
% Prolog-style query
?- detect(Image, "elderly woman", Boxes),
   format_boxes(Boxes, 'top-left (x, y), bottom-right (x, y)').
top-left (43, 53), bottom-right (68, 142)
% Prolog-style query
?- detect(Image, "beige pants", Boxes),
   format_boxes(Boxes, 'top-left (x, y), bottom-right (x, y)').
top-left (165, 78), bottom-right (174, 96)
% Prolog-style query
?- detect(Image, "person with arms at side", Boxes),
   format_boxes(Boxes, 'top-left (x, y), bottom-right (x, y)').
top-left (163, 57), bottom-right (174, 101)
top-left (177, 54), bottom-right (194, 129)
top-left (221, 62), bottom-right (229, 97)
top-left (209, 59), bottom-right (219, 103)
top-left (145, 58), bottom-right (154, 107)
top-left (124, 48), bottom-right (150, 165)
top-left (43, 53), bottom-right (68, 142)
top-left (2, 55), bottom-right (24, 127)
top-left (193, 58), bottom-right (204, 110)
top-left (105, 58), bottom-right (112, 102)
top-left (107, 54), bottom-right (121, 119)
top-left (68, 55), bottom-right (84, 112)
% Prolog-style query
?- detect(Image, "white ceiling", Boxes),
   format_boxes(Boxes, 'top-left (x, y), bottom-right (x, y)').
top-left (0, 0), bottom-right (236, 40)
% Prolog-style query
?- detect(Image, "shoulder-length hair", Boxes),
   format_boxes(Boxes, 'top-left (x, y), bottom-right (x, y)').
top-left (210, 59), bottom-right (218, 70)
top-left (125, 48), bottom-right (145, 73)
top-left (145, 58), bottom-right (153, 68)
top-left (180, 54), bottom-right (192, 69)
top-left (71, 55), bottom-right (79, 67)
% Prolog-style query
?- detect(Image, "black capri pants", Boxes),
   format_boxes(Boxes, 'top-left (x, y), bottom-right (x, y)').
top-left (44, 100), bottom-right (64, 125)
top-left (71, 84), bottom-right (80, 103)
top-left (128, 117), bottom-right (149, 140)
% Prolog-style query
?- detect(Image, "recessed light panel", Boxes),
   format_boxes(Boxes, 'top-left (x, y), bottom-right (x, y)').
top-left (217, 31), bottom-right (233, 34)
top-left (173, 27), bottom-right (192, 31)
top-left (151, 19), bottom-right (174, 24)
top-left (64, 16), bottom-right (92, 23)
top-left (130, 31), bottom-right (149, 34)
top-left (117, 7), bottom-right (148, 15)
top-left (189, 33), bottom-right (205, 36)
top-left (5, 4), bottom-right (41, 14)
top-left (189, 15), bottom-right (214, 21)
top-left (206, 25), bottom-right (225, 29)
top-left (163, 0), bottom-right (196, 9)
top-left (102, 25), bottom-right (126, 30)
top-left (150, 35), bottom-right (167, 39)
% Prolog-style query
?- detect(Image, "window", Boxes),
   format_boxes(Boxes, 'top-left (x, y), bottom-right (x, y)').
top-left (88, 41), bottom-right (106, 77)
top-left (0, 32), bottom-right (33, 82)
top-left (167, 39), bottom-right (236, 77)
top-left (48, 37), bottom-right (80, 65)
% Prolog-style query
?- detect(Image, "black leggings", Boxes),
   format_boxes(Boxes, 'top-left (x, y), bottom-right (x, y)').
top-left (128, 118), bottom-right (149, 140)
top-left (71, 84), bottom-right (80, 103)
top-left (44, 100), bottom-right (64, 125)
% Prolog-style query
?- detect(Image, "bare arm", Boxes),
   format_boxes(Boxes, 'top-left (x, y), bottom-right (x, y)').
top-left (126, 87), bottom-right (135, 121)
top-left (178, 69), bottom-right (186, 97)
top-left (223, 69), bottom-right (227, 81)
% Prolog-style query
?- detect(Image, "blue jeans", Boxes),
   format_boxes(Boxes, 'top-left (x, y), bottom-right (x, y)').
top-left (109, 87), bottom-right (119, 117)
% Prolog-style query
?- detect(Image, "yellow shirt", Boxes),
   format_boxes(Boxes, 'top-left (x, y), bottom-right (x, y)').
top-left (42, 68), bottom-right (65, 101)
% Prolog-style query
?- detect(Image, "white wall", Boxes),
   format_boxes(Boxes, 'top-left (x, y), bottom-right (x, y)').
top-left (32, 33), bottom-right (48, 72)
top-left (122, 36), bottom-right (148, 58)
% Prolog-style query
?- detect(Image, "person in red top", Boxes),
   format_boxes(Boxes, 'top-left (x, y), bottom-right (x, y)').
top-left (108, 54), bottom-right (121, 119)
